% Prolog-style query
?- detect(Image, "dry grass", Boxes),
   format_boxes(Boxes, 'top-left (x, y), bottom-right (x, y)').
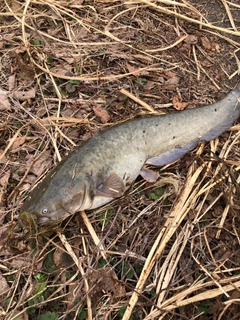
top-left (0, 0), bottom-right (240, 319)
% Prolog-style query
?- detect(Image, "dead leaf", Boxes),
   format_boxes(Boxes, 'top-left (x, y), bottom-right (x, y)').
top-left (172, 95), bottom-right (188, 110)
top-left (65, 82), bottom-right (76, 93)
top-left (10, 136), bottom-right (26, 151)
top-left (55, 53), bottom-right (76, 64)
top-left (0, 170), bottom-right (10, 210)
top-left (51, 63), bottom-right (73, 76)
top-left (8, 74), bottom-right (15, 91)
top-left (5, 310), bottom-right (29, 320)
top-left (71, 0), bottom-right (84, 5)
top-left (0, 94), bottom-right (11, 111)
top-left (201, 37), bottom-right (212, 50)
top-left (0, 170), bottom-right (10, 188)
top-left (0, 272), bottom-right (10, 299)
top-left (144, 81), bottom-right (156, 91)
top-left (10, 0), bottom-right (22, 12)
top-left (93, 105), bottom-right (110, 123)
top-left (88, 267), bottom-right (126, 300)
top-left (8, 256), bottom-right (33, 269)
top-left (3, 32), bottom-right (16, 41)
top-left (0, 226), bottom-right (10, 250)
top-left (162, 75), bottom-right (180, 90)
top-left (126, 63), bottom-right (140, 77)
top-left (109, 52), bottom-right (130, 60)
top-left (53, 248), bottom-right (74, 268)
top-left (18, 174), bottom-right (36, 191)
top-left (0, 150), bottom-right (7, 164)
top-left (184, 34), bottom-right (198, 45)
top-left (26, 150), bottom-right (52, 176)
top-left (13, 89), bottom-right (35, 101)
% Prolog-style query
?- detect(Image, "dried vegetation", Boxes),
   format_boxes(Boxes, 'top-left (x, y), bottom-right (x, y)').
top-left (0, 0), bottom-right (240, 319)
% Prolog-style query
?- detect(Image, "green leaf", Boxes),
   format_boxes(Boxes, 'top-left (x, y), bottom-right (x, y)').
top-left (35, 273), bottom-right (48, 283)
top-left (32, 40), bottom-right (42, 46)
top-left (99, 209), bottom-right (113, 226)
top-left (135, 77), bottom-right (147, 84)
top-left (78, 308), bottom-right (88, 320)
top-left (44, 251), bottom-right (56, 272)
top-left (149, 187), bottom-right (165, 200)
top-left (69, 79), bottom-right (80, 85)
top-left (97, 259), bottom-right (109, 268)
top-left (33, 311), bottom-right (58, 320)
top-left (122, 262), bottom-right (134, 279)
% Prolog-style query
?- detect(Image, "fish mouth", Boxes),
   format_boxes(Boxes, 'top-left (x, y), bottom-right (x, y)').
top-left (19, 184), bottom-right (92, 227)
top-left (18, 211), bottom-right (38, 228)
top-left (18, 210), bottom-right (57, 228)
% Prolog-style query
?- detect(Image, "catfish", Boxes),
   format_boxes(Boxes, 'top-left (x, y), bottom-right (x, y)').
top-left (20, 89), bottom-right (240, 224)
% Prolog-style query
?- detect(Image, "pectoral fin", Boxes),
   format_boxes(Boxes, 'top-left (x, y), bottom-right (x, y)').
top-left (96, 171), bottom-right (125, 198)
top-left (140, 167), bottom-right (159, 183)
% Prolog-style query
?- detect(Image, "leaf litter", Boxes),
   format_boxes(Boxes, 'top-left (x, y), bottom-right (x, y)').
top-left (0, 0), bottom-right (240, 319)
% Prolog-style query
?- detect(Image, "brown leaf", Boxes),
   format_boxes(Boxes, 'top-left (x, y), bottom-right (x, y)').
top-left (3, 32), bottom-right (16, 41)
top-left (201, 37), bottom-right (212, 50)
top-left (0, 170), bottom-right (11, 187)
top-left (144, 81), bottom-right (156, 91)
top-left (0, 93), bottom-right (11, 111)
top-left (0, 151), bottom-right (7, 164)
top-left (162, 75), bottom-right (180, 91)
top-left (0, 272), bottom-right (10, 298)
top-left (184, 34), bottom-right (198, 45)
top-left (172, 95), bottom-right (188, 110)
top-left (164, 75), bottom-right (180, 86)
top-left (8, 74), bottom-right (16, 91)
top-left (13, 89), bottom-right (36, 101)
top-left (110, 52), bottom-right (130, 60)
top-left (8, 255), bottom-right (33, 269)
top-left (93, 105), bottom-right (110, 123)
top-left (0, 226), bottom-right (11, 250)
top-left (5, 310), bottom-right (29, 320)
top-left (88, 268), bottom-right (126, 300)
top-left (71, 0), bottom-right (84, 5)
top-left (26, 150), bottom-right (52, 176)
top-left (126, 63), bottom-right (140, 77)
top-left (51, 63), bottom-right (73, 76)
top-left (0, 170), bottom-right (10, 209)
top-left (53, 249), bottom-right (74, 268)
top-left (10, 136), bottom-right (26, 151)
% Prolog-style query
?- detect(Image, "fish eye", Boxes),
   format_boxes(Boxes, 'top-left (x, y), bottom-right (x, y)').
top-left (42, 208), bottom-right (48, 214)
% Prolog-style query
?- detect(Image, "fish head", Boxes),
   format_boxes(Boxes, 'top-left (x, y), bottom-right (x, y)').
top-left (19, 173), bottom-right (95, 225)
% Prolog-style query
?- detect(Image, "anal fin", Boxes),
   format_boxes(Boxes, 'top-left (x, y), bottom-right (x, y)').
top-left (146, 139), bottom-right (199, 166)
top-left (140, 167), bottom-right (159, 183)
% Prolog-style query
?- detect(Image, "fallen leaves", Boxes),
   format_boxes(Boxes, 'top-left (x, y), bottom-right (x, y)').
top-left (88, 267), bottom-right (126, 300)
top-left (93, 105), bottom-right (111, 123)
top-left (26, 150), bottom-right (52, 177)
top-left (0, 93), bottom-right (11, 111)
top-left (201, 36), bottom-right (213, 50)
top-left (12, 89), bottom-right (36, 101)
top-left (172, 95), bottom-right (188, 110)
top-left (10, 136), bottom-right (26, 152)
top-left (0, 170), bottom-right (11, 223)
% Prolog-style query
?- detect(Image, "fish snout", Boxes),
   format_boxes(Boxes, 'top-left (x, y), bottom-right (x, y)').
top-left (18, 211), bottom-right (38, 229)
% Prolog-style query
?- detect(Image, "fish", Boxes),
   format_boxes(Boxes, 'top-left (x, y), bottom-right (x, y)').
top-left (20, 89), bottom-right (240, 224)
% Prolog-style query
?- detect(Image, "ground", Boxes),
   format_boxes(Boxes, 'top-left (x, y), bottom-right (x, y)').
top-left (0, 1), bottom-right (240, 319)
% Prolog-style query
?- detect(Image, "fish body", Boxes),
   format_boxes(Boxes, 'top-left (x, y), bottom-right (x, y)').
top-left (20, 89), bottom-right (240, 223)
